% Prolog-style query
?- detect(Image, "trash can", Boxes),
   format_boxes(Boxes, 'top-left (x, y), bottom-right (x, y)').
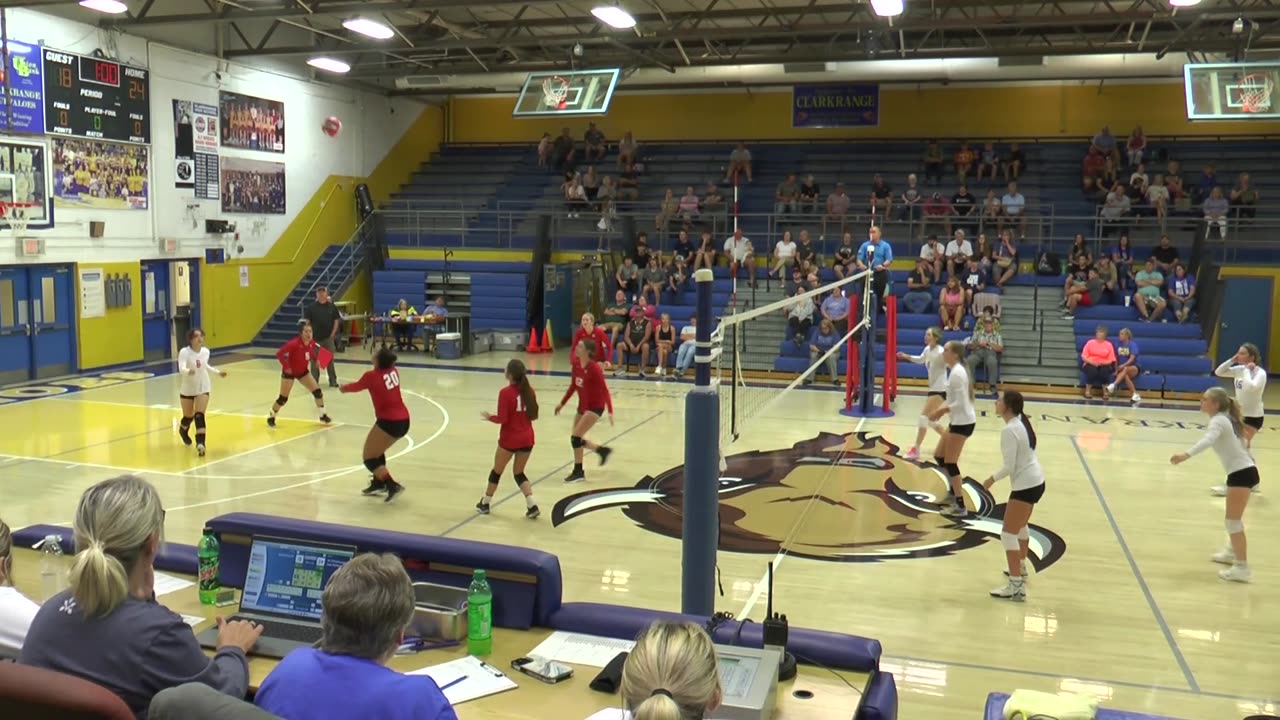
top-left (436, 332), bottom-right (462, 359)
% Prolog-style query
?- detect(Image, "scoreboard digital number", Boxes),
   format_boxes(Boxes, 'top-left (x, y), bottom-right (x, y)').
top-left (42, 48), bottom-right (151, 144)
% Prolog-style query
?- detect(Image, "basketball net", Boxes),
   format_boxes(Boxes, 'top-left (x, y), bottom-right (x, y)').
top-left (0, 201), bottom-right (34, 238)
top-left (542, 76), bottom-right (570, 110)
top-left (1239, 74), bottom-right (1274, 113)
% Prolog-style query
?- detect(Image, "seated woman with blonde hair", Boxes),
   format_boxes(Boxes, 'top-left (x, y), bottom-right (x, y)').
top-left (588, 621), bottom-right (722, 720)
top-left (0, 517), bottom-right (41, 655)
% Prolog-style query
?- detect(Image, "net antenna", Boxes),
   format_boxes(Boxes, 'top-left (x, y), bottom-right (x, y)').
top-left (1239, 73), bottom-right (1274, 113)
top-left (542, 75), bottom-right (571, 110)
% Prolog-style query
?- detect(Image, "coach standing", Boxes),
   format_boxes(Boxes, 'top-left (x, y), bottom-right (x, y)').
top-left (305, 286), bottom-right (342, 387)
top-left (857, 226), bottom-right (894, 310)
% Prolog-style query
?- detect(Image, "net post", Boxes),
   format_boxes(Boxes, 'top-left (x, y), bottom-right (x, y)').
top-left (844, 294), bottom-right (859, 410)
top-left (858, 283), bottom-right (877, 414)
top-left (682, 267), bottom-right (718, 616)
top-left (883, 296), bottom-right (897, 412)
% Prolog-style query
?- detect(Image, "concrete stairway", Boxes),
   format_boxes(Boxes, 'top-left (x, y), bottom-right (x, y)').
top-left (727, 282), bottom-right (787, 372)
top-left (996, 285), bottom-right (1080, 386)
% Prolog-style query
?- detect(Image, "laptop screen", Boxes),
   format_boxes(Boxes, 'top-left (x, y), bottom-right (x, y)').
top-left (240, 537), bottom-right (355, 621)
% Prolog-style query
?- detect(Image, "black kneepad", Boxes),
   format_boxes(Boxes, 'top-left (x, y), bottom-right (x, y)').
top-left (944, 463), bottom-right (961, 478)
top-left (363, 456), bottom-right (383, 473)
top-left (276, 395), bottom-right (289, 406)
top-left (933, 455), bottom-right (945, 468)
top-left (571, 436), bottom-right (584, 449)
top-left (193, 412), bottom-right (206, 429)
top-left (312, 388), bottom-right (324, 400)
top-left (514, 473), bottom-right (530, 487)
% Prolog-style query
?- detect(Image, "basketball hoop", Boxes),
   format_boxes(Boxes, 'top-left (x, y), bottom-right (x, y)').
top-left (1239, 73), bottom-right (1274, 113)
top-left (541, 76), bottom-right (571, 110)
top-left (0, 201), bottom-right (37, 240)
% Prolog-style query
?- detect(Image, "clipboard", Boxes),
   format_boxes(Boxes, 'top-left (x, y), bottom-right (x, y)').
top-left (408, 655), bottom-right (517, 704)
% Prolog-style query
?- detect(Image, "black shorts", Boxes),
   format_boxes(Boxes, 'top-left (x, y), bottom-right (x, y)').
top-left (281, 370), bottom-right (309, 380)
top-left (579, 407), bottom-right (605, 418)
top-left (1244, 416), bottom-right (1264, 431)
top-left (1226, 466), bottom-right (1260, 489)
top-left (501, 445), bottom-right (534, 454)
top-left (1009, 483), bottom-right (1046, 505)
top-left (375, 418), bottom-right (411, 439)
top-left (179, 393), bottom-right (209, 401)
top-left (927, 391), bottom-right (947, 399)
top-left (948, 423), bottom-right (976, 438)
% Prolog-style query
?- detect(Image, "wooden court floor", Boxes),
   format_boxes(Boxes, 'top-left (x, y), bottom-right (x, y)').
top-left (1, 350), bottom-right (1277, 719)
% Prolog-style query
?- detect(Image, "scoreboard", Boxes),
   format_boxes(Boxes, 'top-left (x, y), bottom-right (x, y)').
top-left (42, 48), bottom-right (151, 144)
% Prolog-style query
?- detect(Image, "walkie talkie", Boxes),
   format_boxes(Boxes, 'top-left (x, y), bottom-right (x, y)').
top-left (761, 562), bottom-right (797, 681)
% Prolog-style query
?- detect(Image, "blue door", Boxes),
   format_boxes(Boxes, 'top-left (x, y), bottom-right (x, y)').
top-left (1218, 276), bottom-right (1273, 364)
top-left (29, 265), bottom-right (76, 378)
top-left (0, 267), bottom-right (32, 385)
top-left (140, 261), bottom-right (172, 361)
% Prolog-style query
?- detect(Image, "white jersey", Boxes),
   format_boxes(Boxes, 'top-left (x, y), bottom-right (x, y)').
top-left (1215, 360), bottom-right (1266, 418)
top-left (177, 346), bottom-right (221, 396)
top-left (1188, 413), bottom-right (1255, 475)
top-left (945, 363), bottom-right (977, 425)
top-left (992, 417), bottom-right (1044, 491)
top-left (0, 586), bottom-right (39, 655)
top-left (906, 344), bottom-right (947, 392)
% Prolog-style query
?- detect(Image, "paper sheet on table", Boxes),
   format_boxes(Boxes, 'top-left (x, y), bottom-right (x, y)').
top-left (528, 631), bottom-right (635, 668)
top-left (407, 655), bottom-right (516, 705)
top-left (154, 572), bottom-right (195, 597)
top-left (180, 614), bottom-right (204, 627)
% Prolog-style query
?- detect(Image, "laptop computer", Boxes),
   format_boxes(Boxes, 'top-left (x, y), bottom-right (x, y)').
top-left (196, 536), bottom-right (356, 659)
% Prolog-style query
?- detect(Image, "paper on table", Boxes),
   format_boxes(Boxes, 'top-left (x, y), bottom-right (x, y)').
top-left (180, 614), bottom-right (204, 627)
top-left (528, 631), bottom-right (636, 668)
top-left (408, 655), bottom-right (517, 705)
top-left (154, 572), bottom-right (195, 597)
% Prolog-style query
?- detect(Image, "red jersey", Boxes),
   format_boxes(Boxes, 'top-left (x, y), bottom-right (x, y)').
top-left (489, 384), bottom-right (536, 449)
top-left (560, 359), bottom-right (613, 414)
top-left (570, 326), bottom-right (611, 364)
top-left (342, 367), bottom-right (410, 421)
top-left (277, 337), bottom-right (317, 377)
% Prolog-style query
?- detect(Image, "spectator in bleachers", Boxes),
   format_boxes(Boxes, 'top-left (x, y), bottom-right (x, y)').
top-left (1106, 327), bottom-right (1141, 403)
top-left (616, 312), bottom-right (653, 378)
top-left (921, 192), bottom-right (953, 240)
top-left (1067, 233), bottom-right (1092, 268)
top-left (655, 188), bottom-right (679, 232)
top-left (616, 256), bottom-right (640, 296)
top-left (678, 186), bottom-right (700, 224)
top-left (617, 162), bottom-right (640, 202)
top-left (795, 230), bottom-right (818, 275)
top-left (602, 290), bottom-right (630, 348)
top-left (1151, 234), bottom-right (1180, 274)
top-left (673, 229), bottom-right (695, 266)
top-left (1082, 148), bottom-right (1106, 185)
top-left (823, 182), bottom-right (851, 239)
top-left (923, 140), bottom-right (945, 185)
top-left (724, 142), bottom-right (753, 184)
top-left (980, 189), bottom-right (1001, 233)
top-left (787, 288), bottom-right (814, 343)
top-left (939, 276), bottom-right (965, 331)
top-left (665, 254), bottom-right (687, 301)
top-left (552, 127), bottom-right (576, 173)
top-left (1060, 255), bottom-right (1090, 308)
top-left (775, 173), bottom-right (799, 217)
top-left (785, 266), bottom-right (810, 297)
top-left (799, 175), bottom-right (821, 216)
top-left (0, 517), bottom-right (39, 655)
top-left (821, 287), bottom-right (849, 326)
top-left (674, 316), bottom-right (697, 378)
top-left (1168, 263), bottom-right (1197, 324)
top-left (562, 174), bottom-right (588, 219)
top-left (537, 132), bottom-right (553, 168)
top-left (616, 131), bottom-right (637, 169)
top-left (1129, 163), bottom-right (1149, 193)
top-left (632, 294), bottom-right (658, 323)
top-left (1145, 174), bottom-right (1170, 229)
top-left (595, 176), bottom-right (616, 231)
top-left (1063, 267), bottom-right (1104, 320)
top-left (1134, 258), bottom-right (1167, 322)
top-left (899, 174), bottom-right (923, 222)
top-left (959, 258), bottom-right (988, 317)
top-left (1203, 186), bottom-right (1230, 240)
top-left (1230, 172), bottom-right (1259, 221)
top-left (770, 230), bottom-right (797, 280)
top-left (869, 174), bottom-right (893, 219)
top-left (632, 232), bottom-right (652, 266)
top-left (1100, 182), bottom-right (1132, 236)
top-left (1197, 163), bottom-right (1218, 202)
top-left (1165, 160), bottom-right (1186, 205)
top-left (919, 234), bottom-right (944, 283)
top-left (833, 232), bottom-right (858, 279)
top-left (976, 142), bottom-right (1000, 183)
top-left (582, 165), bottom-right (600, 204)
top-left (993, 230), bottom-right (1019, 287)
top-left (807, 319), bottom-right (841, 386)
top-left (702, 182), bottom-right (724, 216)
top-left (693, 230), bottom-right (717, 271)
top-left (954, 141), bottom-right (975, 182)
top-left (903, 258), bottom-right (934, 315)
top-left (1126, 126), bottom-right (1147, 167)
top-left (1095, 254), bottom-right (1119, 303)
top-left (951, 184), bottom-right (976, 235)
top-left (1080, 324), bottom-right (1118, 400)
top-left (1081, 176), bottom-right (1106, 207)
top-left (641, 256), bottom-right (666, 305)
top-left (973, 232), bottom-right (994, 272)
top-left (1112, 233), bottom-right (1135, 290)
top-left (723, 228), bottom-right (756, 288)
top-left (1004, 143), bottom-right (1025, 182)
top-left (1091, 126), bottom-right (1120, 167)
top-left (1101, 156), bottom-right (1119, 188)
top-left (389, 299), bottom-right (418, 351)
top-left (654, 313), bottom-right (676, 377)
top-left (966, 316), bottom-right (1003, 395)
top-left (583, 122), bottom-right (607, 164)
top-left (945, 229), bottom-right (973, 278)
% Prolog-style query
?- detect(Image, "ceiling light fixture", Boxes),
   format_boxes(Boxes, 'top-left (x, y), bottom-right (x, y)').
top-left (342, 17), bottom-right (395, 40)
top-left (869, 0), bottom-right (904, 17)
top-left (1168, 0), bottom-right (1201, 6)
top-left (307, 57), bottom-right (351, 74)
top-left (79, 0), bottom-right (129, 14)
top-left (591, 5), bottom-right (637, 29)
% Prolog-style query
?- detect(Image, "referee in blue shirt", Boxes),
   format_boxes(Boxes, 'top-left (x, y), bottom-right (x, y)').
top-left (857, 226), bottom-right (894, 309)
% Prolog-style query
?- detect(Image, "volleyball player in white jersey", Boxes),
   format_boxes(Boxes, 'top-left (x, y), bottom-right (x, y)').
top-left (1171, 386), bottom-right (1259, 583)
top-left (982, 390), bottom-right (1044, 602)
top-left (897, 327), bottom-right (947, 461)
top-left (928, 341), bottom-right (977, 517)
top-left (177, 328), bottom-right (227, 457)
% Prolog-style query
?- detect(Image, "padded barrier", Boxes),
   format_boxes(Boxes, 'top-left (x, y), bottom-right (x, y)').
top-left (13, 523), bottom-right (198, 576)
top-left (984, 692), bottom-right (1174, 720)
top-left (857, 669), bottom-right (898, 720)
top-left (205, 512), bottom-right (561, 630)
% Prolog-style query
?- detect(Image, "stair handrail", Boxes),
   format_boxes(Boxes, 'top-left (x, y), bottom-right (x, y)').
top-left (295, 215), bottom-right (373, 309)
top-left (1037, 309), bottom-right (1046, 365)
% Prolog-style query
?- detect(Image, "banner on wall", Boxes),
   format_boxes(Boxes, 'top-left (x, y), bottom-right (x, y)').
top-left (792, 83), bottom-right (880, 128)
top-left (195, 152), bottom-right (219, 200)
top-left (221, 156), bottom-right (285, 214)
top-left (193, 101), bottom-right (219, 199)
top-left (173, 100), bottom-right (195, 189)
top-left (0, 40), bottom-right (45, 134)
top-left (219, 91), bottom-right (285, 153)
top-left (52, 137), bottom-right (150, 210)
top-left (0, 136), bottom-right (55, 229)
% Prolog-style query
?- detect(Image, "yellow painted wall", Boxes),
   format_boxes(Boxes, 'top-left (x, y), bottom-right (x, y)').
top-left (365, 104), bottom-right (446, 205)
top-left (448, 82), bottom-right (1275, 143)
top-left (1212, 266), bottom-right (1280, 368)
top-left (76, 262), bottom-right (142, 370)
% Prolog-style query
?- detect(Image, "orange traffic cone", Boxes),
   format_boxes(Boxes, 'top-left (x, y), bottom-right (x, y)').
top-left (540, 321), bottom-right (554, 352)
top-left (525, 327), bottom-right (541, 353)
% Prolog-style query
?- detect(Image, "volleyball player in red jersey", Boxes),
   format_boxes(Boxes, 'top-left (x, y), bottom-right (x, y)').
top-left (268, 322), bottom-right (331, 426)
top-left (556, 339), bottom-right (614, 483)
top-left (477, 359), bottom-right (541, 518)
top-left (570, 312), bottom-right (613, 369)
top-left (340, 347), bottom-right (410, 502)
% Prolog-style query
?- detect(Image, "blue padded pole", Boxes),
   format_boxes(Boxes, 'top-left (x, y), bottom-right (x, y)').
top-left (859, 285), bottom-right (878, 414)
top-left (683, 268), bottom-right (718, 616)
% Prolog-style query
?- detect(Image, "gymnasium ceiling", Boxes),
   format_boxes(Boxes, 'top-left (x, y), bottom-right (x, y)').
top-left (16, 0), bottom-right (1280, 95)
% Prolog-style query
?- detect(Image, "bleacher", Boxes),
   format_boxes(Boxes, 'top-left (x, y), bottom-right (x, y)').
top-left (1070, 307), bottom-right (1215, 393)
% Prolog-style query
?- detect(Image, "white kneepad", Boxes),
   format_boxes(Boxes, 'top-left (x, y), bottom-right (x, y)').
top-left (1225, 518), bottom-right (1245, 534)
top-left (1018, 526), bottom-right (1029, 541)
top-left (1001, 531), bottom-right (1021, 551)
top-left (917, 414), bottom-right (930, 429)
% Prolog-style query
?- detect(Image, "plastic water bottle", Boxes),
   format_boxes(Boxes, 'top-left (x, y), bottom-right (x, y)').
top-left (197, 528), bottom-right (221, 605)
top-left (466, 569), bottom-right (493, 657)
top-left (39, 534), bottom-right (64, 601)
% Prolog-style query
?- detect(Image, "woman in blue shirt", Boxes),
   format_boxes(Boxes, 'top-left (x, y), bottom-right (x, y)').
top-left (1105, 327), bottom-right (1142, 404)
top-left (806, 319), bottom-right (841, 386)
top-left (1168, 263), bottom-right (1196, 323)
top-left (1111, 233), bottom-right (1135, 290)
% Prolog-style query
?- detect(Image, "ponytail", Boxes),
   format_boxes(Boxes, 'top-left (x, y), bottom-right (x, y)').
top-left (68, 475), bottom-right (164, 618)
top-left (1002, 390), bottom-right (1036, 449)
top-left (506, 359), bottom-right (539, 421)
top-left (1020, 414), bottom-right (1038, 450)
top-left (1225, 397), bottom-right (1244, 439)
top-left (0, 518), bottom-right (13, 587)
top-left (68, 541), bottom-right (131, 618)
top-left (632, 692), bottom-right (684, 720)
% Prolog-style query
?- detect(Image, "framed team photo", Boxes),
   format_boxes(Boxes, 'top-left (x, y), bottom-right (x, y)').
top-left (219, 91), bottom-right (286, 153)
top-left (220, 156), bottom-right (286, 214)
top-left (51, 137), bottom-right (150, 211)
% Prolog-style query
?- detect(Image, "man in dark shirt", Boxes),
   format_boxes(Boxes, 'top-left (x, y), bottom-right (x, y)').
top-left (304, 286), bottom-right (342, 387)
top-left (583, 122), bottom-right (607, 164)
top-left (1151, 234), bottom-right (1180, 274)
top-left (951, 184), bottom-right (977, 235)
top-left (552, 127), bottom-right (576, 173)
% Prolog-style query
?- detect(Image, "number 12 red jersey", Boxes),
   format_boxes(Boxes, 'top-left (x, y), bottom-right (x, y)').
top-left (561, 359), bottom-right (613, 414)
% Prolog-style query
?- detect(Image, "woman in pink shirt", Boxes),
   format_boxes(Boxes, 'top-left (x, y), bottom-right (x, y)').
top-left (1081, 324), bottom-right (1118, 400)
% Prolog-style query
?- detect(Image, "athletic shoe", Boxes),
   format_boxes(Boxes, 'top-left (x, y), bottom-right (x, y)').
top-left (1131, 393), bottom-right (1141, 403)
top-left (1003, 561), bottom-right (1029, 578)
top-left (1105, 383), bottom-right (1116, 394)
top-left (178, 425), bottom-right (193, 446)
top-left (1209, 485), bottom-right (1227, 497)
top-left (564, 470), bottom-right (586, 483)
top-left (638, 369), bottom-right (647, 379)
top-left (196, 443), bottom-right (206, 457)
top-left (384, 481), bottom-right (405, 503)
top-left (329, 381), bottom-right (339, 388)
top-left (614, 368), bottom-right (626, 378)
top-left (905, 447), bottom-right (920, 461)
top-left (1218, 565), bottom-right (1253, 583)
top-left (990, 579), bottom-right (1027, 601)
top-left (475, 501), bottom-right (491, 515)
top-left (361, 480), bottom-right (387, 496)
top-left (1211, 548), bottom-right (1235, 565)
top-left (267, 416), bottom-right (277, 428)
top-left (597, 446), bottom-right (613, 466)
top-left (320, 414), bottom-right (332, 424)
top-left (526, 505), bottom-right (541, 520)
top-left (940, 502), bottom-right (968, 518)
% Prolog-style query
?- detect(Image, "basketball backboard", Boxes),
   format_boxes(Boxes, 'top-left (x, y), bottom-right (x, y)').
top-left (513, 69), bottom-right (621, 117)
top-left (1184, 62), bottom-right (1280, 120)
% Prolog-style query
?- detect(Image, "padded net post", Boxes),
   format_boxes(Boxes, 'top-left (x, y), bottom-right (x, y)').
top-left (839, 278), bottom-right (895, 419)
top-left (682, 267), bottom-right (718, 616)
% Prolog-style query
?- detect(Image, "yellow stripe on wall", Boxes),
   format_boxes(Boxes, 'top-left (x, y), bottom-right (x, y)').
top-left (77, 261), bottom-right (142, 370)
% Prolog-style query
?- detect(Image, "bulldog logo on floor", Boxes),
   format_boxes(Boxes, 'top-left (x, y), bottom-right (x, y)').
top-left (552, 431), bottom-right (1067, 569)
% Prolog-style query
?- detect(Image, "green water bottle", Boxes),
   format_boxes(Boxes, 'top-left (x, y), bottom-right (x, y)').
top-left (197, 528), bottom-right (221, 605)
top-left (466, 569), bottom-right (493, 657)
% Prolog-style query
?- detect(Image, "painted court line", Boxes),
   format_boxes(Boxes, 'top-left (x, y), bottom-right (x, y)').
top-left (1070, 436), bottom-right (1200, 693)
